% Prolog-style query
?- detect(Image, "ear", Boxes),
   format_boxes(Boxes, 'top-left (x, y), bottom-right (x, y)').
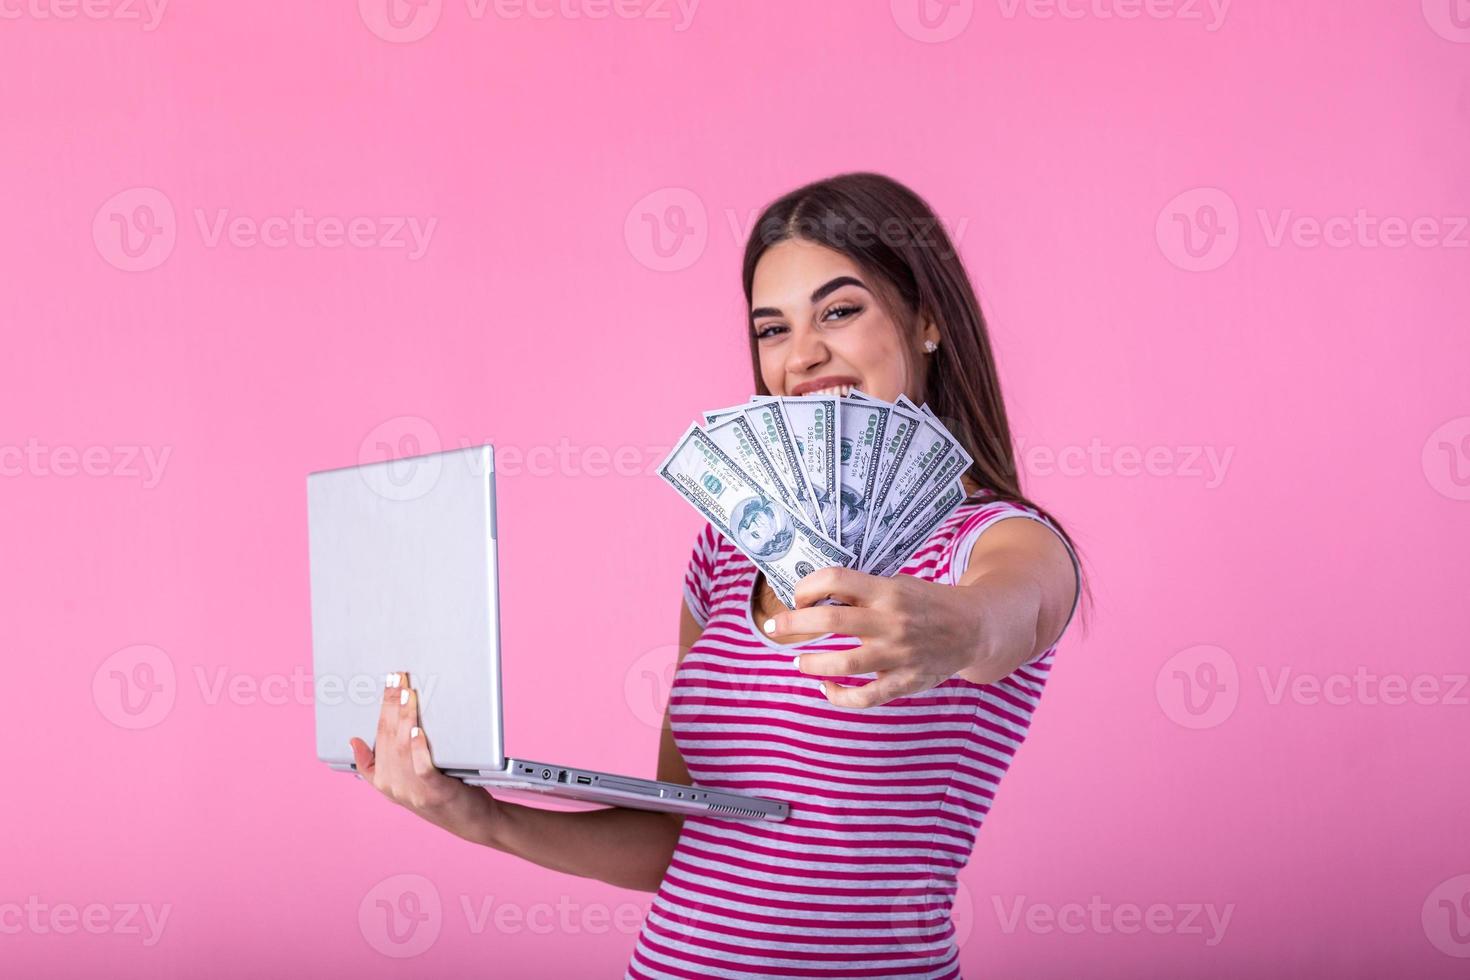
top-left (919, 315), bottom-right (941, 348)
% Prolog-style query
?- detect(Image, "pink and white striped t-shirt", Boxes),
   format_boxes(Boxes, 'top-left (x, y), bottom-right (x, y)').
top-left (624, 492), bottom-right (1081, 980)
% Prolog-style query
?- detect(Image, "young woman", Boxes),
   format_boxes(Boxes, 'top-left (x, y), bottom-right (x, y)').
top-left (351, 172), bottom-right (1088, 979)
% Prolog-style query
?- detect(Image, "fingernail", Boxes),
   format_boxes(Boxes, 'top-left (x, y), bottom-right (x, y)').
top-left (385, 672), bottom-right (397, 688)
top-left (763, 618), bottom-right (775, 634)
top-left (400, 688), bottom-right (409, 705)
top-left (792, 654), bottom-right (801, 672)
top-left (410, 726), bottom-right (421, 738)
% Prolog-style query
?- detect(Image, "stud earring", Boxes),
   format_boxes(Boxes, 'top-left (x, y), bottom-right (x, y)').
top-left (923, 339), bottom-right (939, 354)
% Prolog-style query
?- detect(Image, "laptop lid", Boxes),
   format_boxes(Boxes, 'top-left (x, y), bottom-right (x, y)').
top-left (306, 444), bottom-right (506, 773)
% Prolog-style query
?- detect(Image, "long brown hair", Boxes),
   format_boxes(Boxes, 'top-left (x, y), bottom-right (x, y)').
top-left (740, 171), bottom-right (1092, 632)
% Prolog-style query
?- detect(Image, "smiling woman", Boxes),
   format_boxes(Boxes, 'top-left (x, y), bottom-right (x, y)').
top-left (621, 172), bottom-right (1091, 979)
top-left (342, 171), bottom-right (1090, 980)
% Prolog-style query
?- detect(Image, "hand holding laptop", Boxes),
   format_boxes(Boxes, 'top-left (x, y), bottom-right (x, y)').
top-left (349, 670), bottom-right (501, 842)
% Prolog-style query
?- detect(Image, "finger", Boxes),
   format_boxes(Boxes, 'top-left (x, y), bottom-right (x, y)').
top-left (348, 737), bottom-right (376, 780)
top-left (392, 672), bottom-right (417, 760)
top-left (765, 603), bottom-right (881, 640)
top-left (797, 643), bottom-right (909, 679)
top-left (793, 565), bottom-right (884, 608)
top-left (408, 722), bottom-right (437, 778)
top-left (376, 672), bottom-right (403, 747)
top-left (818, 670), bottom-right (916, 709)
top-left (398, 672), bottom-right (419, 731)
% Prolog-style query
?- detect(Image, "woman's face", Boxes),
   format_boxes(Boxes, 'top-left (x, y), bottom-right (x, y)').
top-left (750, 238), bottom-right (938, 402)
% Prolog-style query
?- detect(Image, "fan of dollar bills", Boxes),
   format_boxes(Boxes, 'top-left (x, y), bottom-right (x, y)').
top-left (657, 391), bottom-right (975, 609)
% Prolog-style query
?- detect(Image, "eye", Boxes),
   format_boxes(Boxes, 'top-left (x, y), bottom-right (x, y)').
top-left (823, 303), bottom-right (861, 322)
top-left (754, 323), bottom-right (787, 340)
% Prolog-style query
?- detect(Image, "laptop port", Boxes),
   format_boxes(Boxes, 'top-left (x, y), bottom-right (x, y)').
top-left (541, 768), bottom-right (552, 780)
top-left (575, 775), bottom-right (592, 785)
top-left (557, 770), bottom-right (568, 783)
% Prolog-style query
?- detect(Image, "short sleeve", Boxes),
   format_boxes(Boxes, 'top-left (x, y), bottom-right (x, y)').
top-left (944, 501), bottom-right (1081, 653)
top-left (682, 522), bottom-right (722, 629)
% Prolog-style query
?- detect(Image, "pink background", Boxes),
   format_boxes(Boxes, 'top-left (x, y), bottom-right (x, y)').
top-left (3, 1), bottom-right (1468, 976)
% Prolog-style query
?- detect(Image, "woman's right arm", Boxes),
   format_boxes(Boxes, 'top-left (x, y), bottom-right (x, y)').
top-left (351, 599), bottom-right (701, 894)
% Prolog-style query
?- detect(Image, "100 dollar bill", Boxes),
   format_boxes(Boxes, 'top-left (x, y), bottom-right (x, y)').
top-left (778, 396), bottom-right (840, 545)
top-left (867, 479), bottom-right (968, 577)
top-left (658, 423), bottom-right (854, 607)
top-left (835, 398), bottom-right (891, 559)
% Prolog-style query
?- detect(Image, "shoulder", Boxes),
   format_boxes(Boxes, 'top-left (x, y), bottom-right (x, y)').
top-left (948, 493), bottom-right (1058, 550)
top-left (903, 491), bottom-right (1065, 584)
top-left (681, 522), bottom-right (745, 628)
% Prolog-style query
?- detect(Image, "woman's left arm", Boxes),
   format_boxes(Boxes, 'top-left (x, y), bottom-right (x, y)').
top-left (767, 517), bottom-right (1078, 707)
top-left (950, 516), bottom-right (1078, 684)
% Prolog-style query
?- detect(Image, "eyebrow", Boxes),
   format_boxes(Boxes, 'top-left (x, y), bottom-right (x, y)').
top-left (750, 276), bottom-right (869, 320)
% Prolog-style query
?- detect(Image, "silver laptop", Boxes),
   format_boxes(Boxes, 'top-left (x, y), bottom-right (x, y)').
top-left (306, 443), bottom-right (789, 822)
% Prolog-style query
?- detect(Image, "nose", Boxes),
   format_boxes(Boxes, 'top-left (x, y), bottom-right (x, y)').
top-left (785, 323), bottom-right (829, 381)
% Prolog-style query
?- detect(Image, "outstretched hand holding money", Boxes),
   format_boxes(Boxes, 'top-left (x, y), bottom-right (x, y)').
top-left (760, 565), bottom-right (1001, 709)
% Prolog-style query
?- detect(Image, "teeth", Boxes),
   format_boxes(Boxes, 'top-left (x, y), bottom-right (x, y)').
top-left (801, 384), bottom-right (854, 397)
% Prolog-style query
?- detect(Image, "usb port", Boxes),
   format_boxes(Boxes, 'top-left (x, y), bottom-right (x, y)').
top-left (575, 775), bottom-right (592, 785)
